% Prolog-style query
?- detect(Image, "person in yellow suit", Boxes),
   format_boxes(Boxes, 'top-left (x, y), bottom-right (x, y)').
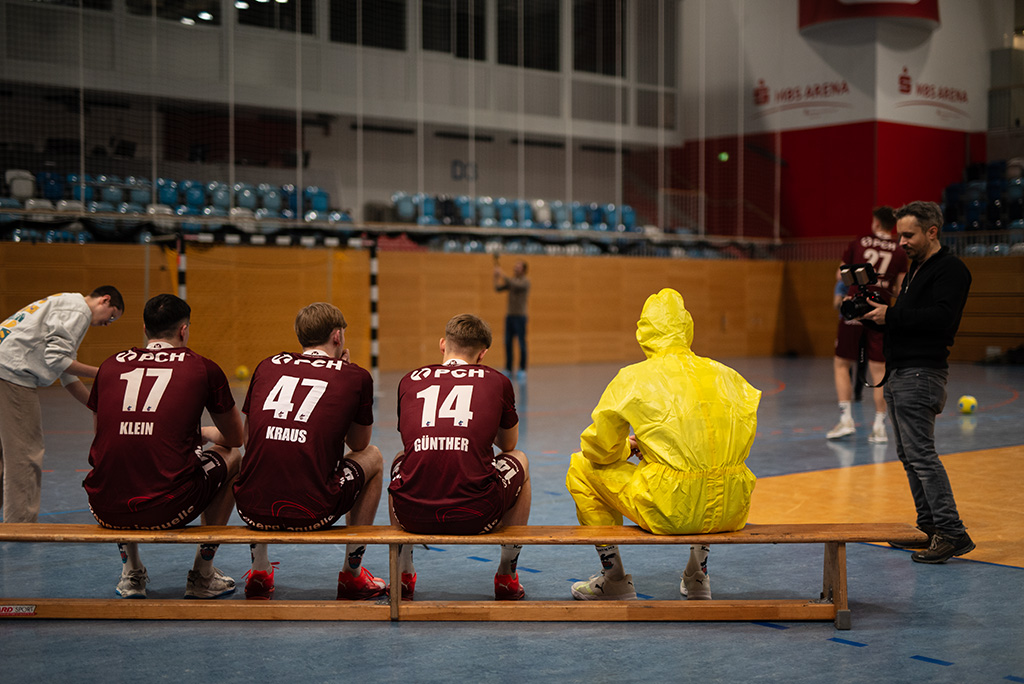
top-left (566, 288), bottom-right (761, 600)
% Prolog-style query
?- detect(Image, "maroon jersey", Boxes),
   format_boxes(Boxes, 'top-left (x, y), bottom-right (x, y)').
top-left (84, 345), bottom-right (235, 513)
top-left (842, 233), bottom-right (909, 303)
top-left (389, 361), bottom-right (518, 518)
top-left (234, 351), bottom-right (374, 521)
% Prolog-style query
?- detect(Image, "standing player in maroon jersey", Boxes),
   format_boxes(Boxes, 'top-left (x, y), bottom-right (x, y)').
top-left (828, 207), bottom-right (908, 443)
top-left (389, 313), bottom-right (531, 601)
top-left (234, 302), bottom-right (386, 601)
top-left (84, 294), bottom-right (244, 599)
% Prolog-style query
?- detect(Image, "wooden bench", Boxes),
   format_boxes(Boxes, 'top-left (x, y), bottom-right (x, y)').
top-left (0, 522), bottom-right (925, 629)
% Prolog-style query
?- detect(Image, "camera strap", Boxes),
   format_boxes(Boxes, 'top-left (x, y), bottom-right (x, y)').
top-left (856, 343), bottom-right (889, 388)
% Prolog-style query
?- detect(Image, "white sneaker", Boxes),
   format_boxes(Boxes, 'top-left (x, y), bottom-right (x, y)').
top-left (184, 567), bottom-right (236, 599)
top-left (680, 569), bottom-right (711, 600)
top-left (115, 567), bottom-right (149, 599)
top-left (868, 423), bottom-right (888, 443)
top-left (827, 418), bottom-right (856, 440)
top-left (571, 573), bottom-right (637, 600)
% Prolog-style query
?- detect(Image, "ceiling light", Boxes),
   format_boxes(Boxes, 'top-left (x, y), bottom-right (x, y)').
top-left (235, 0), bottom-right (249, 7)
top-left (180, 17), bottom-right (195, 25)
top-left (198, 11), bottom-right (212, 20)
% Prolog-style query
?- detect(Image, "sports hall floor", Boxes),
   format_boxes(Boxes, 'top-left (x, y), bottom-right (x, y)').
top-left (1, 357), bottom-right (1022, 683)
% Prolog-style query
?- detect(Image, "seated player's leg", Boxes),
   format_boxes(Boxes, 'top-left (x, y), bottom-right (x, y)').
top-left (681, 544), bottom-right (711, 600)
top-left (186, 446), bottom-right (240, 599)
top-left (387, 470), bottom-right (418, 600)
top-left (334, 446), bottom-right (387, 600)
top-left (494, 450), bottom-right (529, 601)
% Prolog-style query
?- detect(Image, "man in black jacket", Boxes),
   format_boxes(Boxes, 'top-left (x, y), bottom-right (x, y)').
top-left (860, 200), bottom-right (974, 564)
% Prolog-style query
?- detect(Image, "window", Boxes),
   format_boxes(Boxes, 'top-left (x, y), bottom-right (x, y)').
top-left (127, 0), bottom-right (218, 23)
top-left (331, 0), bottom-right (406, 51)
top-left (423, 0), bottom-right (485, 61)
top-left (497, 0), bottom-right (560, 72)
top-left (573, 0), bottom-right (625, 77)
top-left (636, 0), bottom-right (675, 87)
top-left (237, 0), bottom-right (314, 34)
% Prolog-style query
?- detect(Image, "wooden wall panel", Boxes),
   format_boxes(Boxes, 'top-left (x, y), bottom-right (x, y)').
top-left (5, 245), bottom-right (1016, 378)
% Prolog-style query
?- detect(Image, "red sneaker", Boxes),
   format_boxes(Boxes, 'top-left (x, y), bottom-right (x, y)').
top-left (401, 572), bottom-right (417, 601)
top-left (494, 573), bottom-right (525, 601)
top-left (336, 567), bottom-right (389, 600)
top-left (244, 564), bottom-right (276, 600)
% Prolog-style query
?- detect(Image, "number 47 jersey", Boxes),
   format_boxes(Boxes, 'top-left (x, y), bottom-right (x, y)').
top-left (234, 351), bottom-right (374, 520)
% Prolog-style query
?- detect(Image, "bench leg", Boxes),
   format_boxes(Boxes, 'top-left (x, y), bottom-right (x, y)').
top-left (822, 541), bottom-right (850, 629)
top-left (389, 543), bottom-right (401, 621)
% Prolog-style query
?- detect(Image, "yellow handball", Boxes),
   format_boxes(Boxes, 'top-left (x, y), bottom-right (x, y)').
top-left (957, 395), bottom-right (977, 414)
top-left (235, 365), bottom-right (250, 382)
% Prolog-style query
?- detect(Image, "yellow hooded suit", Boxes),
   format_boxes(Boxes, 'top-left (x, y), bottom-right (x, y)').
top-left (565, 288), bottom-right (760, 534)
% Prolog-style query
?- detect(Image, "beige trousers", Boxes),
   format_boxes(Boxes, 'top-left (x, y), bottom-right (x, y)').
top-left (0, 378), bottom-right (45, 523)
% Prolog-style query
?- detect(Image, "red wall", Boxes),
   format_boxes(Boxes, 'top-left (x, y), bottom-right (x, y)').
top-left (655, 122), bottom-right (987, 240)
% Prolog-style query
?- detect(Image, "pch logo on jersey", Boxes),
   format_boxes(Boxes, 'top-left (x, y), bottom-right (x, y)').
top-left (115, 349), bottom-right (138, 363)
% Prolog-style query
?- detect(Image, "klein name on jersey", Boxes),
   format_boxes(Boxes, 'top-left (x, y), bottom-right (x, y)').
top-left (271, 353), bottom-right (344, 370)
top-left (120, 421), bottom-right (154, 435)
top-left (409, 366), bottom-right (486, 382)
top-left (115, 350), bottom-right (186, 364)
top-left (414, 435), bottom-right (470, 452)
top-left (266, 425), bottom-right (308, 443)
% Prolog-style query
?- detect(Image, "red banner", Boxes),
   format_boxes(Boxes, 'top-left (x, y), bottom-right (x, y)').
top-left (799, 0), bottom-right (939, 31)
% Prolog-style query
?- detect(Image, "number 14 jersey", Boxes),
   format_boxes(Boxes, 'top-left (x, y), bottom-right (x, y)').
top-left (390, 362), bottom-right (518, 514)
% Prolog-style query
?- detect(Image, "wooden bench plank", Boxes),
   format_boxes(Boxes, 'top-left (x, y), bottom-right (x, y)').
top-left (0, 598), bottom-right (836, 623)
top-left (0, 522), bottom-right (926, 546)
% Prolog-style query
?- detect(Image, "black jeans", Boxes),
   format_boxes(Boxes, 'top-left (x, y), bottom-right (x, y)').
top-left (504, 315), bottom-right (527, 372)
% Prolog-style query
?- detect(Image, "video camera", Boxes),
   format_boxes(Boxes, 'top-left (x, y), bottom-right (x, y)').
top-left (839, 263), bottom-right (885, 320)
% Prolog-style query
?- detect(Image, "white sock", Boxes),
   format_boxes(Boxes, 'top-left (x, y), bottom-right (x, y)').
top-left (685, 545), bottom-right (710, 577)
top-left (397, 545), bottom-right (415, 575)
top-left (596, 544), bottom-right (626, 580)
top-left (498, 544), bottom-right (523, 575)
top-left (874, 411), bottom-right (887, 428)
top-left (193, 544), bottom-right (219, 576)
top-left (250, 543), bottom-right (271, 572)
top-left (342, 544), bottom-right (366, 575)
top-left (118, 543), bottom-right (143, 572)
top-left (838, 401), bottom-right (852, 421)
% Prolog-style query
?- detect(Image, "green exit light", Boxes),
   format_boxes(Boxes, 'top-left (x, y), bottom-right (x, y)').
top-left (717, 151), bottom-right (729, 162)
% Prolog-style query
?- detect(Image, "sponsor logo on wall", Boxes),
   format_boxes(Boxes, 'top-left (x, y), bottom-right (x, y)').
top-left (893, 66), bottom-right (969, 122)
top-left (751, 78), bottom-right (853, 120)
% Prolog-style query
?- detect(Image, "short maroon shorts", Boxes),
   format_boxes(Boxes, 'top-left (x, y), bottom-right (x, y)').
top-left (90, 450), bottom-right (229, 530)
top-left (834, 317), bottom-right (884, 363)
top-left (391, 452), bottom-right (526, 535)
top-left (237, 459), bottom-right (366, 532)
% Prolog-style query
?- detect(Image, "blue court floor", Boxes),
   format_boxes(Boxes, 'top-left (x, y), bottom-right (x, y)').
top-left (1, 357), bottom-right (1022, 683)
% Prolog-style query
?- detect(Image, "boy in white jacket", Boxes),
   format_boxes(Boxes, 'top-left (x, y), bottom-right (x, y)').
top-left (0, 287), bottom-right (124, 522)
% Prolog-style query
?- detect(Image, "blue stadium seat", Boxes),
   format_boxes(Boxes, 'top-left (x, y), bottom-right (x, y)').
top-left (549, 200), bottom-right (569, 228)
top-left (36, 172), bottom-right (64, 201)
top-left (621, 204), bottom-right (638, 231)
top-left (67, 174), bottom-right (95, 203)
top-left (126, 177), bottom-right (152, 205)
top-left (515, 199), bottom-right (533, 228)
top-left (495, 198), bottom-right (515, 227)
top-left (414, 193), bottom-right (438, 225)
top-left (180, 180), bottom-right (205, 210)
top-left (571, 202), bottom-right (589, 230)
top-left (117, 202), bottom-right (145, 230)
top-left (258, 184), bottom-right (282, 212)
top-left (392, 192), bottom-right (416, 222)
top-left (235, 183), bottom-right (258, 211)
top-left (0, 197), bottom-right (21, 223)
top-left (156, 178), bottom-right (178, 206)
top-left (476, 196), bottom-right (497, 227)
top-left (963, 243), bottom-right (986, 257)
top-left (304, 186), bottom-right (329, 213)
top-left (455, 195), bottom-right (475, 226)
top-left (208, 182), bottom-right (231, 210)
top-left (203, 205), bottom-right (228, 231)
top-left (88, 200), bottom-right (117, 234)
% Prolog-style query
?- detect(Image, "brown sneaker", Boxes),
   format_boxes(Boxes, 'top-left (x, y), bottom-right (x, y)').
top-left (911, 532), bottom-right (975, 564)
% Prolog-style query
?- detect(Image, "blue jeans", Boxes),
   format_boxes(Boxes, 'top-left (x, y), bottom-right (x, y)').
top-left (884, 367), bottom-right (966, 537)
top-left (504, 315), bottom-right (527, 372)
